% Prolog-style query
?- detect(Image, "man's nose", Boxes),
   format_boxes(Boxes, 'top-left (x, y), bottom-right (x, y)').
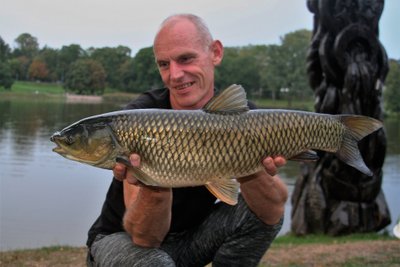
top-left (169, 62), bottom-right (184, 80)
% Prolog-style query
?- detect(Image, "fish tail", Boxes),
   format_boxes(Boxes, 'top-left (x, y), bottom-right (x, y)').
top-left (336, 115), bottom-right (383, 176)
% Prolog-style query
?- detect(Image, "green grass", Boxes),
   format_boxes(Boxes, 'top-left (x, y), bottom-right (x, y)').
top-left (2, 81), bottom-right (315, 109)
top-left (250, 97), bottom-right (314, 110)
top-left (8, 81), bottom-right (65, 94)
top-left (272, 232), bottom-right (396, 247)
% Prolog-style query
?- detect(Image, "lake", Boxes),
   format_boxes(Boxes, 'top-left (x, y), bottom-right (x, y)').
top-left (0, 96), bottom-right (399, 251)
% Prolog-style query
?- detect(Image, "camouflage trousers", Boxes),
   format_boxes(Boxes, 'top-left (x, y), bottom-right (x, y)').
top-left (87, 195), bottom-right (283, 267)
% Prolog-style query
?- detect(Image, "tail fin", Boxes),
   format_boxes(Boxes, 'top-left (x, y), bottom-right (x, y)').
top-left (336, 115), bottom-right (383, 176)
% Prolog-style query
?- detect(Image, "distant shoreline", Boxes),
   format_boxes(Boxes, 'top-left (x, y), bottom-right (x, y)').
top-left (66, 93), bottom-right (103, 103)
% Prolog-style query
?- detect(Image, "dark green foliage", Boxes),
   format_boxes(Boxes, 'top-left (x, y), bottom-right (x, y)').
top-left (89, 46), bottom-right (131, 88)
top-left (0, 61), bottom-right (14, 89)
top-left (13, 33), bottom-right (39, 59)
top-left (128, 47), bottom-right (163, 92)
top-left (0, 37), bottom-right (14, 89)
top-left (384, 60), bottom-right (400, 114)
top-left (58, 44), bottom-right (87, 82)
top-left (64, 59), bottom-right (106, 95)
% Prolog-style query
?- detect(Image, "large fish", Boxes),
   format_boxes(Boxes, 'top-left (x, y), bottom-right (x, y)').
top-left (51, 84), bottom-right (382, 205)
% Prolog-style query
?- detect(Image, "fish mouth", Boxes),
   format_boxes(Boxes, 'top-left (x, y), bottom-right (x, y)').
top-left (52, 145), bottom-right (66, 155)
top-left (50, 132), bottom-right (67, 155)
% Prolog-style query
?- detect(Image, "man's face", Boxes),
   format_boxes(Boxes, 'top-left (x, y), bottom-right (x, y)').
top-left (153, 19), bottom-right (223, 110)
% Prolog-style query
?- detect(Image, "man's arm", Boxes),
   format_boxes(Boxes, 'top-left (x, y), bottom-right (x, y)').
top-left (237, 157), bottom-right (288, 225)
top-left (114, 155), bottom-right (172, 248)
top-left (114, 154), bottom-right (287, 247)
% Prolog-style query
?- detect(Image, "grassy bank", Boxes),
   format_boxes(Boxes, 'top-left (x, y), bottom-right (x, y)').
top-left (9, 81), bottom-right (65, 94)
top-left (2, 81), bottom-right (313, 109)
top-left (1, 233), bottom-right (398, 266)
top-left (0, 81), bottom-right (139, 103)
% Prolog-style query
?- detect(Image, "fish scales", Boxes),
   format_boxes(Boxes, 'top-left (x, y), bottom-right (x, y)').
top-left (111, 110), bottom-right (345, 187)
top-left (51, 84), bottom-right (383, 205)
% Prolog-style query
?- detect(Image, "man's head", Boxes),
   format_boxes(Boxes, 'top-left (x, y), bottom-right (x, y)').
top-left (153, 14), bottom-right (224, 110)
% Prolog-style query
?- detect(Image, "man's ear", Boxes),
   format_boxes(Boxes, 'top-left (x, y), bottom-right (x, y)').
top-left (211, 40), bottom-right (224, 66)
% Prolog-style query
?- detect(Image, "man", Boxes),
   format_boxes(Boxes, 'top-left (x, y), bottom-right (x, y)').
top-left (87, 14), bottom-right (288, 267)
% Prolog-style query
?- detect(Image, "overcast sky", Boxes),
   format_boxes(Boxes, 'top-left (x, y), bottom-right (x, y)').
top-left (1, 0), bottom-right (398, 59)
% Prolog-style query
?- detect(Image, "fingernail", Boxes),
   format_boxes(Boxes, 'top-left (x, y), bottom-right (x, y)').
top-left (130, 154), bottom-right (139, 161)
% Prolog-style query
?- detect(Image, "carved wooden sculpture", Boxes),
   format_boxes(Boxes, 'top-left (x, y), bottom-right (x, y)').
top-left (291, 0), bottom-right (391, 235)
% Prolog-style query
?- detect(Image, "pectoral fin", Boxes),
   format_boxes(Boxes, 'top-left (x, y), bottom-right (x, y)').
top-left (130, 167), bottom-right (160, 186)
top-left (116, 156), bottom-right (159, 186)
top-left (205, 178), bottom-right (240, 205)
top-left (116, 156), bottom-right (132, 167)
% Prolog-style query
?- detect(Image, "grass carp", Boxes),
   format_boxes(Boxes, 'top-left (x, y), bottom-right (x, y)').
top-left (51, 84), bottom-right (383, 205)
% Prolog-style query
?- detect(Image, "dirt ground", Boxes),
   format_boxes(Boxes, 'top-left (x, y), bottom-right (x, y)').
top-left (0, 240), bottom-right (399, 267)
top-left (262, 240), bottom-right (399, 266)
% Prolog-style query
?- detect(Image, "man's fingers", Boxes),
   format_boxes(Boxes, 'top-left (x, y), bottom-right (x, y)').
top-left (262, 156), bottom-right (287, 176)
top-left (130, 154), bottom-right (141, 167)
top-left (262, 157), bottom-right (277, 176)
top-left (113, 163), bottom-right (127, 181)
top-left (274, 156), bottom-right (287, 168)
top-left (125, 154), bottom-right (141, 185)
top-left (113, 154), bottom-right (141, 183)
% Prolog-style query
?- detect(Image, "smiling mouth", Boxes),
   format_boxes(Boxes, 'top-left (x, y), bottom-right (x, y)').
top-left (175, 82), bottom-right (195, 90)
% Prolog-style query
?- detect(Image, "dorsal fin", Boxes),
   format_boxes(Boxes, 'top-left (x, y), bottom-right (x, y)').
top-left (203, 84), bottom-right (249, 114)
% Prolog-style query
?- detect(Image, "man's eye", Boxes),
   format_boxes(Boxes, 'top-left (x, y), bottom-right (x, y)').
top-left (158, 61), bottom-right (169, 69)
top-left (179, 56), bottom-right (194, 64)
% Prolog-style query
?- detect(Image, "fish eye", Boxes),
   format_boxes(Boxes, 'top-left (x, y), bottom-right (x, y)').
top-left (66, 136), bottom-right (75, 145)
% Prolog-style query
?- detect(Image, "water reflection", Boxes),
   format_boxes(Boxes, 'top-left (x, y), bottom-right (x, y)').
top-left (0, 97), bottom-right (399, 251)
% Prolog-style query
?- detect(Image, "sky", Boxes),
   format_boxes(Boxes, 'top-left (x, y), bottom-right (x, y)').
top-left (1, 0), bottom-right (399, 59)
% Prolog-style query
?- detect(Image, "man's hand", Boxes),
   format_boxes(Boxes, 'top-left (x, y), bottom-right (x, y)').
top-left (262, 156), bottom-right (286, 176)
top-left (115, 154), bottom-right (172, 248)
top-left (113, 154), bottom-right (141, 185)
top-left (238, 156), bottom-right (288, 225)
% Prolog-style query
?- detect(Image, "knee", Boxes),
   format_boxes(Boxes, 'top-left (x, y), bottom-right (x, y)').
top-left (90, 232), bottom-right (176, 267)
top-left (92, 247), bottom-right (176, 267)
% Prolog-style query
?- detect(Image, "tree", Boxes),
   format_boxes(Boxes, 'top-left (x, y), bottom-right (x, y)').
top-left (117, 58), bottom-right (136, 92)
top-left (9, 56), bottom-right (30, 80)
top-left (28, 58), bottom-right (49, 81)
top-left (263, 30), bottom-right (312, 102)
top-left (64, 59), bottom-right (106, 95)
top-left (58, 44), bottom-right (86, 82)
top-left (384, 59), bottom-right (400, 114)
top-left (0, 62), bottom-right (14, 89)
top-left (38, 46), bottom-right (59, 81)
top-left (0, 36), bottom-right (11, 61)
top-left (89, 46), bottom-right (131, 88)
top-left (129, 47), bottom-right (163, 92)
top-left (0, 36), bottom-right (14, 89)
top-left (14, 33), bottom-right (39, 59)
top-left (215, 47), bottom-right (261, 94)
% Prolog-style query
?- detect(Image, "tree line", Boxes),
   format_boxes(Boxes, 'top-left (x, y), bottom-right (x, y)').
top-left (0, 31), bottom-right (399, 113)
top-left (0, 30), bottom-right (313, 98)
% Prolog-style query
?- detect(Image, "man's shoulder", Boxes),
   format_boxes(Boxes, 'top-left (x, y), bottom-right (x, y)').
top-left (125, 88), bottom-right (171, 110)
